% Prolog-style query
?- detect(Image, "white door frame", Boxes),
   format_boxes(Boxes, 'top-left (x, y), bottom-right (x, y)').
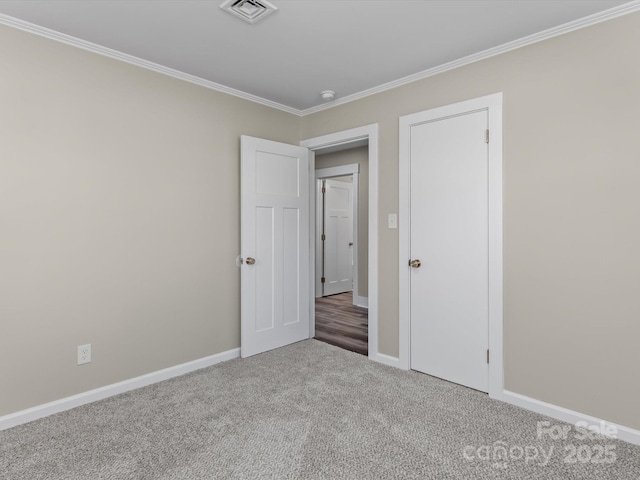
top-left (301, 124), bottom-right (381, 362)
top-left (398, 93), bottom-right (504, 399)
top-left (315, 164), bottom-right (360, 304)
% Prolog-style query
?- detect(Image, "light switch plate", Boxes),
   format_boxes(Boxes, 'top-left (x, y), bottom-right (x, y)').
top-left (388, 213), bottom-right (398, 229)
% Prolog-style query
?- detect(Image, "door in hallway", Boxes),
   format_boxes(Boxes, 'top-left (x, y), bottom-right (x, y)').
top-left (322, 178), bottom-right (353, 296)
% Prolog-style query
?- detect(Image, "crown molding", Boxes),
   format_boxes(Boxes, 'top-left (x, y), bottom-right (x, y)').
top-left (0, 13), bottom-right (300, 116)
top-left (2, 1), bottom-right (639, 118)
top-left (300, 0), bottom-right (640, 116)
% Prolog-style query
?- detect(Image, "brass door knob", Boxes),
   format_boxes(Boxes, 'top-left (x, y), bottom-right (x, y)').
top-left (409, 259), bottom-right (422, 268)
top-left (245, 257), bottom-right (256, 265)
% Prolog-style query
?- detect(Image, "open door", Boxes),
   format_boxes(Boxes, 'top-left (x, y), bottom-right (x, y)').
top-left (240, 136), bottom-right (310, 357)
top-left (321, 178), bottom-right (354, 296)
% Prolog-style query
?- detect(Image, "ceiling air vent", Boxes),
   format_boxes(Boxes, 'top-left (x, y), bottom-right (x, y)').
top-left (220, 0), bottom-right (278, 24)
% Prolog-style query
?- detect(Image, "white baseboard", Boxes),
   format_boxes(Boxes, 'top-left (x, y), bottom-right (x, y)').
top-left (370, 351), bottom-right (401, 369)
top-left (0, 347), bottom-right (240, 431)
top-left (503, 390), bottom-right (640, 447)
top-left (353, 295), bottom-right (368, 308)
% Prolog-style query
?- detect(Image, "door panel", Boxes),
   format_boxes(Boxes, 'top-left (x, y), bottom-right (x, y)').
top-left (323, 179), bottom-right (353, 296)
top-left (255, 206), bottom-right (275, 332)
top-left (282, 207), bottom-right (300, 326)
top-left (410, 111), bottom-right (489, 392)
top-left (241, 136), bottom-right (310, 357)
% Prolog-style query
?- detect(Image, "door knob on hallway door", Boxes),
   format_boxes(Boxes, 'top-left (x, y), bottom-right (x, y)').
top-left (245, 257), bottom-right (256, 265)
top-left (409, 259), bottom-right (422, 268)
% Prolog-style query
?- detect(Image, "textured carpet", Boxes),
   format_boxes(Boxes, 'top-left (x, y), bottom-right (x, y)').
top-left (1, 340), bottom-right (639, 479)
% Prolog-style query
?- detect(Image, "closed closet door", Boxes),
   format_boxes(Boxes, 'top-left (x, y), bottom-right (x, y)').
top-left (409, 110), bottom-right (489, 392)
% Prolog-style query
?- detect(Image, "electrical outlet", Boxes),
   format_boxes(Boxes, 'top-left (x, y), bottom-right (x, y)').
top-left (77, 344), bottom-right (91, 365)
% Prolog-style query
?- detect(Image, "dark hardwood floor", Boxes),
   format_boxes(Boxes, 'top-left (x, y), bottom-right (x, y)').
top-left (315, 291), bottom-right (368, 355)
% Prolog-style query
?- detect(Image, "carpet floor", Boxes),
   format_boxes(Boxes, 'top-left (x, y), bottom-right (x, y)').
top-left (1, 340), bottom-right (639, 479)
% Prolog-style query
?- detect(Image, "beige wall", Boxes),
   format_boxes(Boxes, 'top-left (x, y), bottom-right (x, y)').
top-left (301, 13), bottom-right (640, 430)
top-left (315, 147), bottom-right (369, 298)
top-left (0, 25), bottom-right (299, 416)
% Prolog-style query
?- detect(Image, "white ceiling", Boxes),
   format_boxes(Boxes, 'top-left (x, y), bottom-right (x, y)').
top-left (0, 1), bottom-right (633, 112)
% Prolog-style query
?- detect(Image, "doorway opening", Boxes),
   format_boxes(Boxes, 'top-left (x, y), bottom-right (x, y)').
top-left (301, 124), bottom-right (382, 364)
top-left (313, 149), bottom-right (368, 355)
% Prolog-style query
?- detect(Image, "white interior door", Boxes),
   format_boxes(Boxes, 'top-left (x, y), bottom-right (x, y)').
top-left (240, 136), bottom-right (310, 358)
top-left (409, 110), bottom-right (489, 392)
top-left (322, 178), bottom-right (353, 296)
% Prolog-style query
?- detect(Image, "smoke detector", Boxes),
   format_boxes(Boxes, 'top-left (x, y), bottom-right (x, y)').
top-left (321, 90), bottom-right (336, 101)
top-left (220, 0), bottom-right (278, 24)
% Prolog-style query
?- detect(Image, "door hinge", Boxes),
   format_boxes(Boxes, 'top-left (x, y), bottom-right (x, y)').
top-left (321, 234), bottom-right (326, 241)
top-left (486, 349), bottom-right (490, 364)
top-left (321, 277), bottom-right (326, 284)
top-left (322, 186), bottom-right (326, 194)
top-left (485, 129), bottom-right (490, 144)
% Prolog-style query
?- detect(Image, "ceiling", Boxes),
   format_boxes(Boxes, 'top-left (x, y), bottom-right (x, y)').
top-left (0, 1), bottom-right (634, 113)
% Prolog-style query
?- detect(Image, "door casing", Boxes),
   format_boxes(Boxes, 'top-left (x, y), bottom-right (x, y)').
top-left (398, 93), bottom-right (504, 399)
top-left (301, 124), bottom-right (385, 364)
